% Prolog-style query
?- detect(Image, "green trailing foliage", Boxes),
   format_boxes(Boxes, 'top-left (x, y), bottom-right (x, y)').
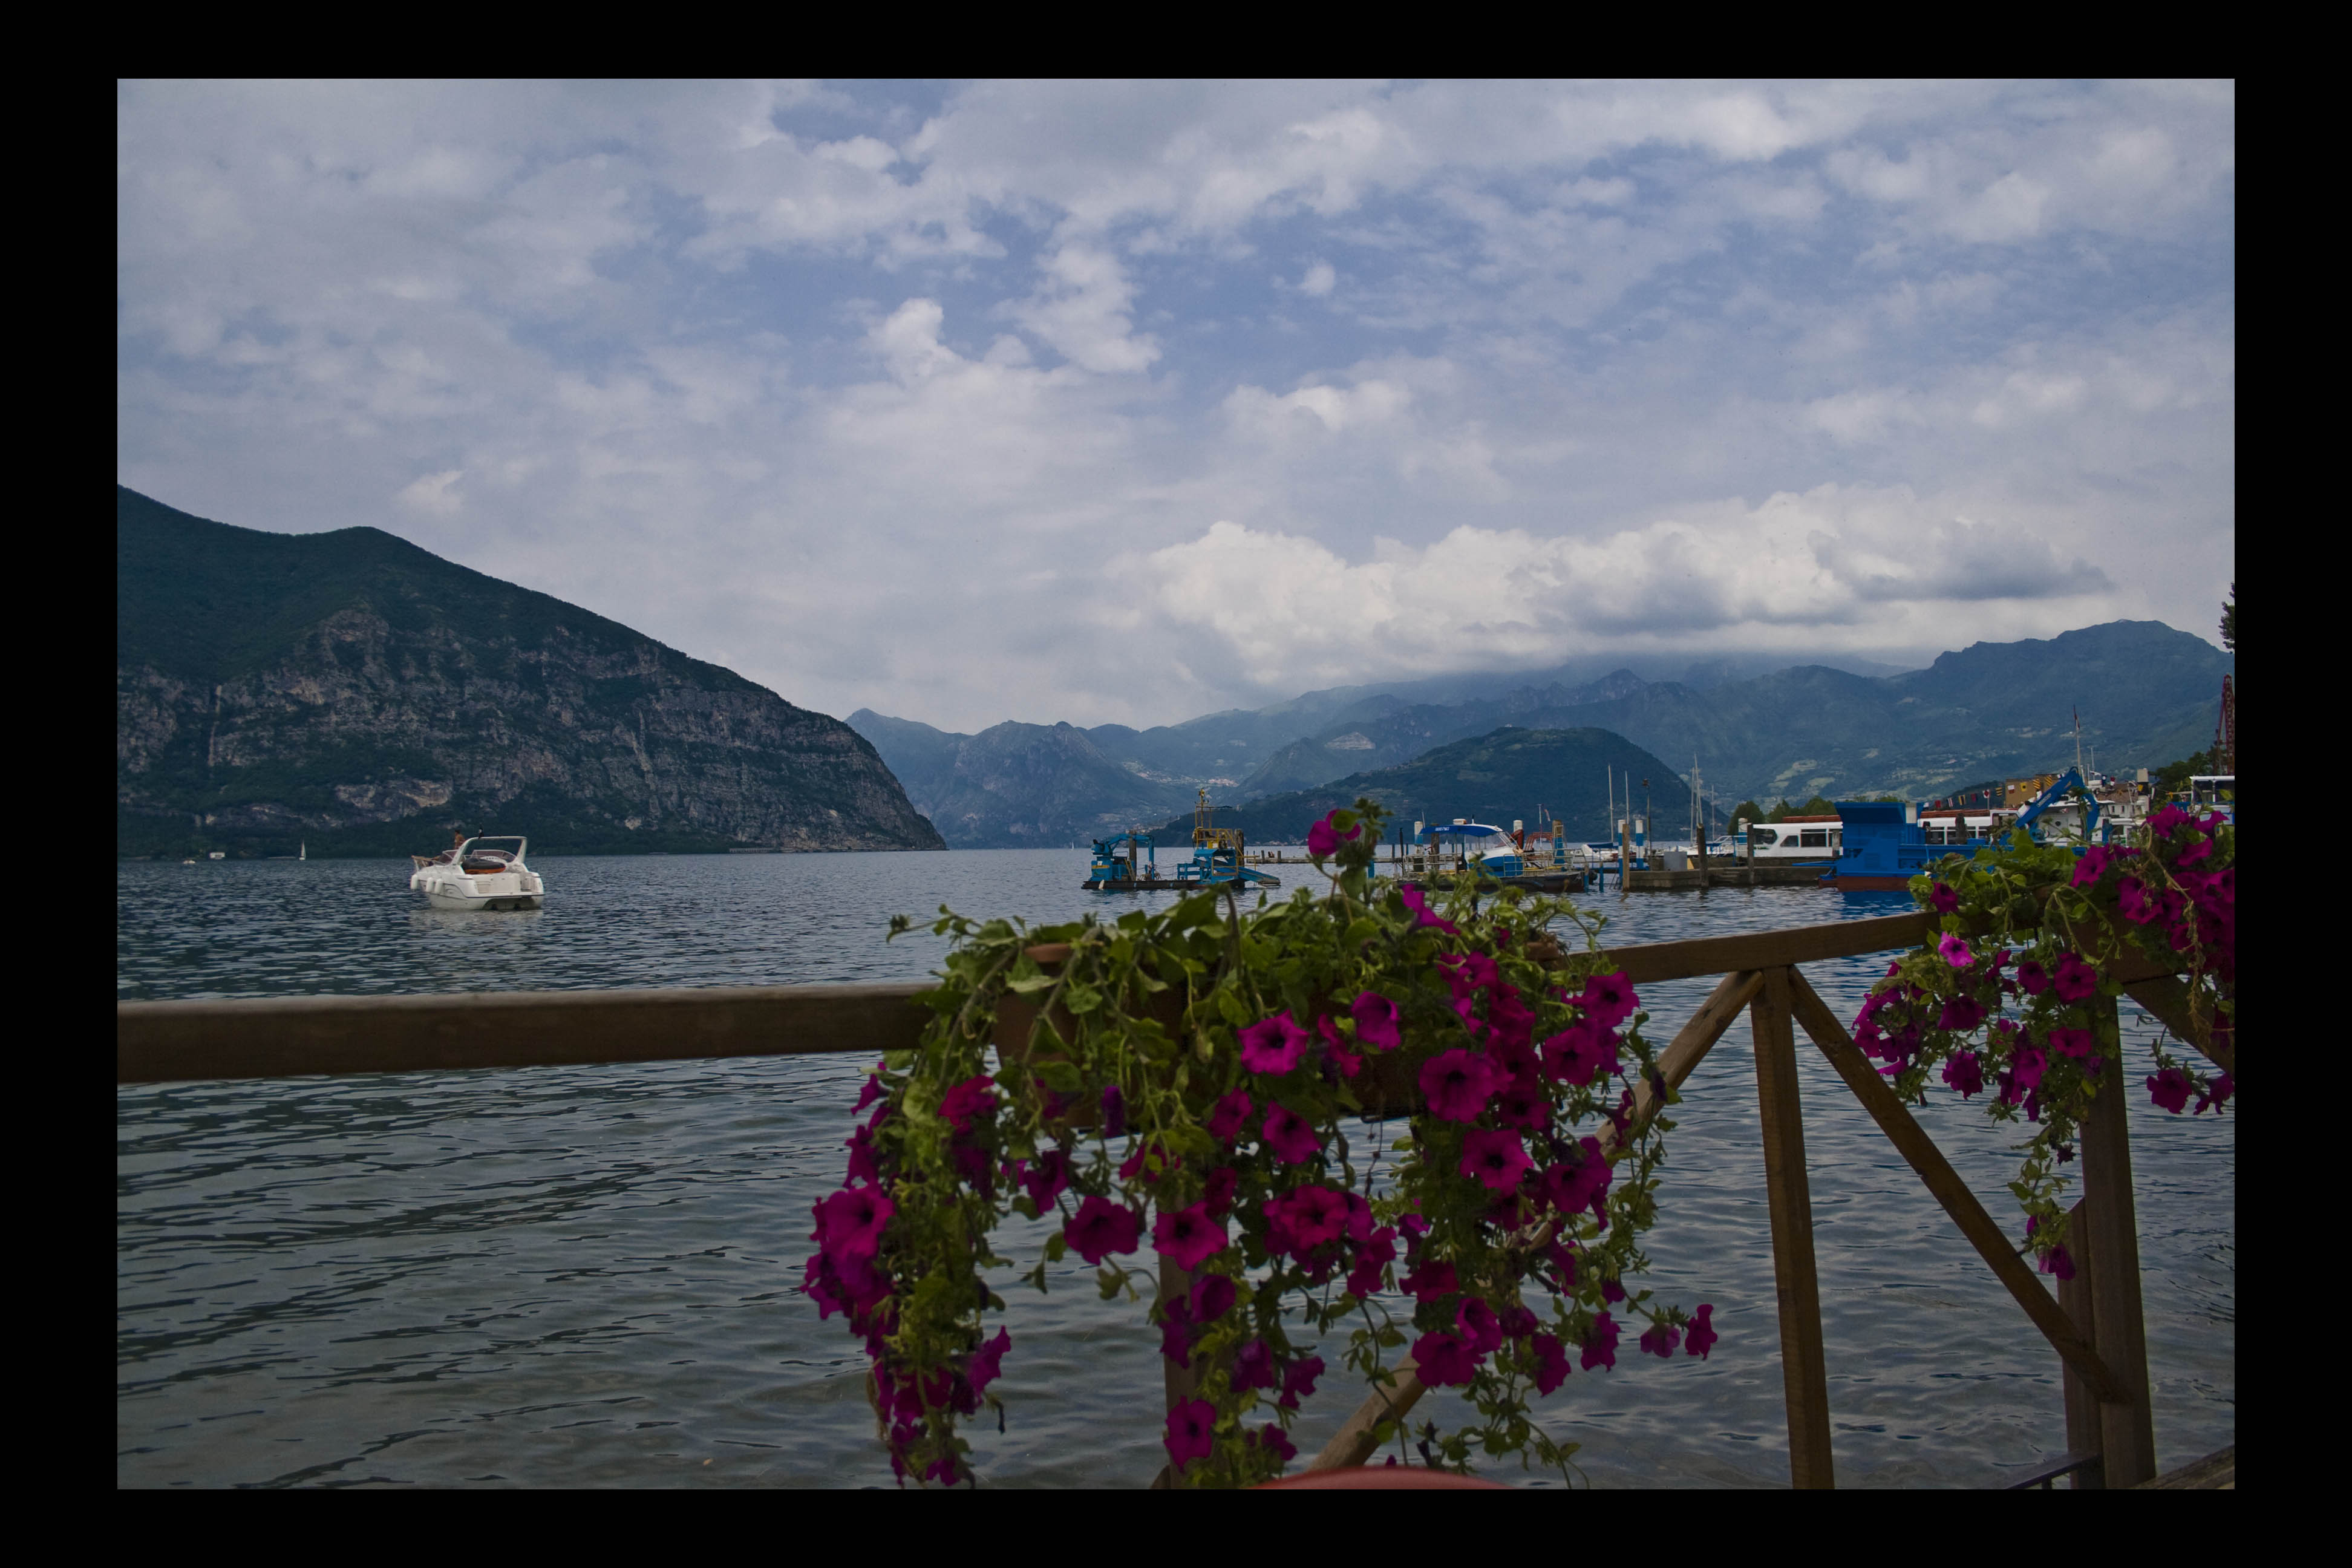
top-left (1851, 805), bottom-right (2234, 1281)
top-left (806, 800), bottom-right (1718, 1487)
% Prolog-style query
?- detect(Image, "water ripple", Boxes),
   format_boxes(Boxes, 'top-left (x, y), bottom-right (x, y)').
top-left (119, 852), bottom-right (2232, 1486)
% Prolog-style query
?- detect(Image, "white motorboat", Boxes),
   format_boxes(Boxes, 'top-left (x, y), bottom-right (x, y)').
top-left (409, 834), bottom-right (545, 910)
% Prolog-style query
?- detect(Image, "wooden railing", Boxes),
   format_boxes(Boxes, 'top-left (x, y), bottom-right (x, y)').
top-left (116, 910), bottom-right (2224, 1489)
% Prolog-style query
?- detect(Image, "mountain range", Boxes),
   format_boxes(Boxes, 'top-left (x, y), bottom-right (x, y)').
top-left (855, 621), bottom-right (2232, 848)
top-left (1144, 728), bottom-right (1693, 847)
top-left (117, 486), bottom-right (943, 858)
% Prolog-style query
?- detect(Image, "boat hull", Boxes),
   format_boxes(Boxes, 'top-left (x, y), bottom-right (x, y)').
top-left (421, 889), bottom-right (545, 911)
top-left (1821, 873), bottom-right (1909, 892)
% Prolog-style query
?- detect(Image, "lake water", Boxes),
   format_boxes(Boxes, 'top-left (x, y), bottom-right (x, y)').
top-left (117, 851), bottom-right (2234, 1488)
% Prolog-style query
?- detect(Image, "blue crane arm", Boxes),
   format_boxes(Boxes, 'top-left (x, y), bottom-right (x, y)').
top-left (2013, 768), bottom-right (2100, 837)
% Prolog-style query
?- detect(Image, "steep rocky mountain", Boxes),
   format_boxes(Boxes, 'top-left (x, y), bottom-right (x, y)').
top-left (847, 713), bottom-right (1195, 848)
top-left (117, 486), bottom-right (944, 858)
top-left (1143, 727), bottom-right (1690, 846)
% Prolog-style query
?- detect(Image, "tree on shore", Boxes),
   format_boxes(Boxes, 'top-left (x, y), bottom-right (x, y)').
top-left (2221, 581), bottom-right (2235, 652)
top-left (1728, 799), bottom-right (1766, 828)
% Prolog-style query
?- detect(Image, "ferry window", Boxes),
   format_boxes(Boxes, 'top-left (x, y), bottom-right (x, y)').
top-left (1752, 829), bottom-right (1777, 847)
top-left (1800, 829), bottom-right (1829, 848)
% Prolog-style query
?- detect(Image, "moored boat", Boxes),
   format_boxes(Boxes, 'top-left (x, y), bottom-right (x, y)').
top-left (409, 834), bottom-right (546, 910)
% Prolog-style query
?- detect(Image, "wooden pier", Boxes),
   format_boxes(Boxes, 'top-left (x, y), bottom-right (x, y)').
top-left (117, 910), bottom-right (2229, 1489)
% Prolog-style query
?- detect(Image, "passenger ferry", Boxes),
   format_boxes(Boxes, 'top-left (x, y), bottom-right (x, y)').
top-left (1738, 815), bottom-right (1844, 861)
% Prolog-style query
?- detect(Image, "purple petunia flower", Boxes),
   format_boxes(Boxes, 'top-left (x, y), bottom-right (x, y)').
top-left (967, 1327), bottom-right (1011, 1395)
top-left (1530, 1331), bottom-right (1572, 1394)
top-left (1233, 1337), bottom-right (1276, 1392)
top-left (1581, 970), bottom-right (1637, 1028)
top-left (1278, 1354), bottom-right (1325, 1410)
top-left (1202, 1165), bottom-right (1239, 1217)
top-left (1164, 1399), bottom-right (1215, 1469)
top-left (1412, 1330), bottom-right (1481, 1387)
top-left (1262, 1103), bottom-right (1323, 1165)
top-left (1264, 1183), bottom-right (1350, 1256)
top-left (1485, 989), bottom-right (1538, 1053)
top-left (1021, 1148), bottom-right (1071, 1209)
top-left (1457, 1298), bottom-right (1503, 1354)
top-left (845, 1122), bottom-right (883, 1183)
top-left (1256, 1423), bottom-right (1297, 1465)
top-left (1152, 1201), bottom-right (1229, 1270)
top-left (854, 1069), bottom-right (886, 1112)
top-left (1942, 1051), bottom-right (1985, 1099)
top-left (938, 1074), bottom-right (998, 1133)
top-left (1497, 1305), bottom-right (1538, 1341)
top-left (1351, 990), bottom-right (1403, 1051)
top-left (2012, 1045), bottom-right (2048, 1093)
top-left (2052, 953), bottom-right (2099, 1003)
top-left (1460, 1128), bottom-right (1534, 1193)
top-left (1938, 932), bottom-right (1975, 969)
top-left (1491, 1077), bottom-right (1551, 1131)
top-left (1402, 1258), bottom-right (1457, 1302)
top-left (2117, 876), bottom-right (2159, 926)
top-left (1063, 1194), bottom-right (1142, 1264)
top-left (2048, 1027), bottom-right (2094, 1060)
top-left (1420, 1047), bottom-right (1500, 1122)
top-left (1938, 996), bottom-right (1986, 1032)
top-left (1535, 1137), bottom-right (1613, 1217)
top-left (1157, 1295), bottom-right (1194, 1363)
top-left (1305, 811), bottom-right (1360, 858)
top-left (1206, 1088), bottom-right (1253, 1142)
top-left (1540, 1018), bottom-right (1618, 1086)
top-left (1639, 1321), bottom-right (1681, 1358)
top-left (1580, 1312), bottom-right (1620, 1372)
top-left (2197, 1071), bottom-right (2235, 1114)
top-left (1101, 1083), bottom-right (1128, 1138)
top-left (1189, 1273), bottom-right (1236, 1324)
top-left (1239, 1013), bottom-right (1312, 1075)
top-left (1398, 883), bottom-right (1458, 933)
top-left (1315, 1014), bottom-right (1363, 1076)
top-left (2146, 1067), bottom-right (2194, 1114)
top-left (2038, 1244), bottom-right (2076, 1282)
top-left (1929, 881), bottom-right (1961, 913)
top-left (814, 1184), bottom-right (895, 1267)
top-left (1684, 1304), bottom-right (1717, 1359)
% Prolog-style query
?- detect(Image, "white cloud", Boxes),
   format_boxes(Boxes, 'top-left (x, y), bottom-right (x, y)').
top-left (116, 80), bottom-right (2233, 731)
top-left (395, 469), bottom-right (465, 515)
top-left (1127, 487), bottom-right (2115, 691)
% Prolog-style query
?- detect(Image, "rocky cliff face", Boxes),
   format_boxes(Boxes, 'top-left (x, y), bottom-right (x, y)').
top-left (117, 486), bottom-right (944, 857)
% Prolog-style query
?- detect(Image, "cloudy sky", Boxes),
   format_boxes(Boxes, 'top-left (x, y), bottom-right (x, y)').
top-left (117, 80), bottom-right (2235, 731)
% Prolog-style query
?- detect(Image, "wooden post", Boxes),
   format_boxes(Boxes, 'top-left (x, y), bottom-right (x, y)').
top-left (2079, 999), bottom-right (2158, 1486)
top-left (1149, 1256), bottom-right (1196, 1489)
top-left (1751, 967), bottom-right (1834, 1488)
top-left (1782, 970), bottom-right (2124, 1403)
top-left (2057, 1199), bottom-right (2103, 1488)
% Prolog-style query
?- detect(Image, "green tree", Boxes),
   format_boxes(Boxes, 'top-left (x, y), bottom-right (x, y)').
top-left (2221, 581), bottom-right (2235, 652)
top-left (1797, 794), bottom-right (1838, 817)
top-left (1728, 799), bottom-right (1766, 828)
top-left (1765, 798), bottom-right (1794, 823)
top-left (2155, 747), bottom-right (2217, 794)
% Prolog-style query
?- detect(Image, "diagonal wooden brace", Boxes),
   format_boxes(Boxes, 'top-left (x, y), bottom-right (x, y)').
top-left (1781, 969), bottom-right (2128, 1405)
top-left (1305, 969), bottom-right (1765, 1472)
